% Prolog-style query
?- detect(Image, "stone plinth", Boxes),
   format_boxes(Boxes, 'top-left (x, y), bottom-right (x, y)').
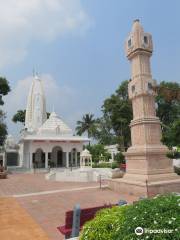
top-left (108, 177), bottom-right (180, 197)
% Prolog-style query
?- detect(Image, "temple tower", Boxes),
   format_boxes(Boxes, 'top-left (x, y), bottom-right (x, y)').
top-left (25, 75), bottom-right (47, 132)
top-left (109, 20), bottom-right (180, 196)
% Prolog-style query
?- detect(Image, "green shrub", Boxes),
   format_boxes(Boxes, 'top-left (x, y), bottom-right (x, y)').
top-left (92, 162), bottom-right (119, 169)
top-left (80, 194), bottom-right (180, 240)
top-left (174, 166), bottom-right (180, 175)
top-left (167, 151), bottom-right (180, 159)
top-left (86, 144), bottom-right (111, 163)
top-left (114, 152), bottom-right (125, 164)
top-left (111, 162), bottom-right (119, 169)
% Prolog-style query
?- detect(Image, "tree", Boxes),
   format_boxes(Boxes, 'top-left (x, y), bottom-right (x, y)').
top-left (0, 111), bottom-right (7, 145)
top-left (0, 77), bottom-right (10, 145)
top-left (94, 117), bottom-right (117, 145)
top-left (0, 77), bottom-right (11, 105)
top-left (12, 110), bottom-right (51, 125)
top-left (162, 119), bottom-right (180, 147)
top-left (76, 114), bottom-right (97, 138)
top-left (155, 81), bottom-right (180, 147)
top-left (86, 144), bottom-right (111, 163)
top-left (101, 80), bottom-right (132, 150)
top-left (12, 110), bottom-right (26, 125)
top-left (98, 80), bottom-right (180, 149)
top-left (156, 81), bottom-right (180, 127)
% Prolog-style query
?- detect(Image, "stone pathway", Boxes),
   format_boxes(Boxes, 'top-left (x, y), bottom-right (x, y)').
top-left (0, 173), bottom-right (99, 196)
top-left (0, 197), bottom-right (49, 240)
top-left (0, 173), bottom-right (138, 240)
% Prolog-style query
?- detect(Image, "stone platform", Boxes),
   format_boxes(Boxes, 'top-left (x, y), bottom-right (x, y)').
top-left (108, 176), bottom-right (180, 197)
top-left (46, 167), bottom-right (123, 182)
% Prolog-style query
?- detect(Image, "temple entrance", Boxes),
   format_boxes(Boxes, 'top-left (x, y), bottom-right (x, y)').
top-left (51, 146), bottom-right (64, 167)
top-left (6, 152), bottom-right (19, 166)
top-left (33, 148), bottom-right (45, 168)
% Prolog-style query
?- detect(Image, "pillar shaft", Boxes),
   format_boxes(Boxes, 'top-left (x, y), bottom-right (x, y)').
top-left (66, 152), bottom-right (69, 168)
top-left (45, 152), bottom-right (48, 169)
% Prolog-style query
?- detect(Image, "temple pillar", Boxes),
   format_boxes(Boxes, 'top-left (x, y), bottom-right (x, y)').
top-left (29, 152), bottom-right (33, 169)
top-left (66, 152), bottom-right (69, 168)
top-left (75, 151), bottom-right (77, 167)
top-left (45, 152), bottom-right (48, 169)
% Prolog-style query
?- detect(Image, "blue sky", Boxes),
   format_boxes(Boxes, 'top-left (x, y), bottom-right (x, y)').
top-left (1, 0), bottom-right (180, 137)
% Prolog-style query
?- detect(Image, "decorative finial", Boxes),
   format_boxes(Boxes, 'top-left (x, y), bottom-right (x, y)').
top-left (134, 19), bottom-right (140, 22)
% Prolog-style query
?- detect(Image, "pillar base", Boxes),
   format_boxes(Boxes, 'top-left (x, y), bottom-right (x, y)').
top-left (108, 175), bottom-right (180, 197)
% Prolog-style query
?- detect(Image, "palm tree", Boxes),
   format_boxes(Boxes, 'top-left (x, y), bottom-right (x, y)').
top-left (76, 114), bottom-right (97, 138)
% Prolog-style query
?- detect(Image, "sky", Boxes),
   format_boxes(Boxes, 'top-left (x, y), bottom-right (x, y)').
top-left (1, 0), bottom-right (180, 138)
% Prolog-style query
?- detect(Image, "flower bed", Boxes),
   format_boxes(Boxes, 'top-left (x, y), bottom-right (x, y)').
top-left (80, 194), bottom-right (180, 240)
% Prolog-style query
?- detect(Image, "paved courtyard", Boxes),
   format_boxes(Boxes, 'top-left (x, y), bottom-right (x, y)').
top-left (0, 173), bottom-right (138, 240)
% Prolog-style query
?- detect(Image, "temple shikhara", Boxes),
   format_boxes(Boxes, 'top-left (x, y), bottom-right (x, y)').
top-left (5, 75), bottom-right (89, 169)
top-left (109, 20), bottom-right (180, 196)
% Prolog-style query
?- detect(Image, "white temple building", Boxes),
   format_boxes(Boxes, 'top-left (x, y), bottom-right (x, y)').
top-left (14, 75), bottom-right (89, 169)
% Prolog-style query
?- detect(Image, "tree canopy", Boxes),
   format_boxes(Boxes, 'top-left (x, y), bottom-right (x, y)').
top-left (156, 81), bottom-right (180, 127)
top-left (12, 110), bottom-right (51, 125)
top-left (156, 81), bottom-right (180, 147)
top-left (76, 80), bottom-right (180, 150)
top-left (86, 144), bottom-right (111, 163)
top-left (101, 80), bottom-right (132, 150)
top-left (0, 77), bottom-right (11, 145)
top-left (12, 110), bottom-right (26, 124)
top-left (76, 113), bottom-right (97, 138)
top-left (0, 77), bottom-right (11, 105)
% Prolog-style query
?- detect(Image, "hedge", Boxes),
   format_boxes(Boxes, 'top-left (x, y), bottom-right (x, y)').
top-left (92, 162), bottom-right (119, 169)
top-left (80, 194), bottom-right (180, 240)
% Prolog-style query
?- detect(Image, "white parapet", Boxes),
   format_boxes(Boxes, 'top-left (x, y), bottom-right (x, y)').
top-left (45, 168), bottom-right (124, 182)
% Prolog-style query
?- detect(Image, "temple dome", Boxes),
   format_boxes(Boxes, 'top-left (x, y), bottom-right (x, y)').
top-left (37, 112), bottom-right (73, 136)
top-left (80, 149), bottom-right (91, 158)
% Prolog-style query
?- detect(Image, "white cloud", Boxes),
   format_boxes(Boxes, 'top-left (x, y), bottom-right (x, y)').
top-left (3, 73), bottom-right (77, 137)
top-left (0, 0), bottom-right (91, 68)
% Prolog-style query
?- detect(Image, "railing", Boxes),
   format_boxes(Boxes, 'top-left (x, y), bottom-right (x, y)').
top-left (99, 174), bottom-right (110, 189)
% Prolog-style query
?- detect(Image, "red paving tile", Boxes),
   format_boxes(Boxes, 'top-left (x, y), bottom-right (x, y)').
top-left (0, 173), bottom-right (138, 240)
top-left (0, 173), bottom-right (98, 196)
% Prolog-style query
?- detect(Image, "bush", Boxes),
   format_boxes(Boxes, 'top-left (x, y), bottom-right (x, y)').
top-left (114, 152), bottom-right (125, 164)
top-left (80, 194), bottom-right (180, 240)
top-left (174, 166), bottom-right (180, 175)
top-left (167, 151), bottom-right (180, 159)
top-left (92, 162), bottom-right (119, 169)
top-left (86, 144), bottom-right (111, 163)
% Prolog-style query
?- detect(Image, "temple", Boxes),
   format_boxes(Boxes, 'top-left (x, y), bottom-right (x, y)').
top-left (9, 75), bottom-right (89, 169)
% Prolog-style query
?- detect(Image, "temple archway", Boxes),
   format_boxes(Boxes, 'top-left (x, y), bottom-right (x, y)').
top-left (51, 146), bottom-right (64, 167)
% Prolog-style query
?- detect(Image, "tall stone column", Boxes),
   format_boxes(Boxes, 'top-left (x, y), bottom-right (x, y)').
top-left (109, 20), bottom-right (180, 197)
